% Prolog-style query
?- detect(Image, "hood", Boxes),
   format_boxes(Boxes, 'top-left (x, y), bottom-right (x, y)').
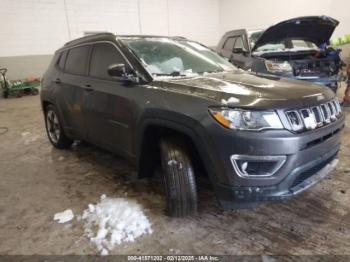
top-left (155, 71), bottom-right (335, 109)
top-left (252, 16), bottom-right (339, 52)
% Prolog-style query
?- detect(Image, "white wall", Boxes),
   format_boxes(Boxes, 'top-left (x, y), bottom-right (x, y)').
top-left (3, 0), bottom-right (348, 57)
top-left (1, 0), bottom-right (348, 79)
top-left (0, 0), bottom-right (220, 57)
top-left (219, 0), bottom-right (350, 40)
top-left (0, 0), bottom-right (68, 57)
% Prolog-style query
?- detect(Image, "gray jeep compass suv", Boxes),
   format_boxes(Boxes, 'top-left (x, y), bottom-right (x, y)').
top-left (41, 33), bottom-right (344, 217)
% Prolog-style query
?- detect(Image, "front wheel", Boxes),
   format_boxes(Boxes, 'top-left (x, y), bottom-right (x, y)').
top-left (160, 137), bottom-right (198, 217)
top-left (45, 105), bottom-right (73, 149)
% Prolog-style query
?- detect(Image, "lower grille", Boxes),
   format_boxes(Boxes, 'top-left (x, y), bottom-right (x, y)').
top-left (291, 153), bottom-right (337, 188)
top-left (303, 126), bottom-right (343, 150)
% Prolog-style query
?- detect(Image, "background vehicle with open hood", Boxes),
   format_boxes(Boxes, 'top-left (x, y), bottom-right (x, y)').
top-left (217, 16), bottom-right (344, 93)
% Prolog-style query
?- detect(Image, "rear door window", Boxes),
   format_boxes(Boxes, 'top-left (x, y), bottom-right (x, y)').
top-left (65, 45), bottom-right (90, 75)
top-left (89, 43), bottom-right (127, 80)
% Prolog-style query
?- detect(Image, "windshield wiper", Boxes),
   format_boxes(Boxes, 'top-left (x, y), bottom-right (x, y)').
top-left (198, 70), bottom-right (224, 74)
top-left (153, 71), bottom-right (188, 77)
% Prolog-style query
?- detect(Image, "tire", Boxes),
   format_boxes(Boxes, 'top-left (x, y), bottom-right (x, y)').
top-left (3, 90), bottom-right (9, 98)
top-left (45, 105), bottom-right (73, 149)
top-left (160, 137), bottom-right (198, 217)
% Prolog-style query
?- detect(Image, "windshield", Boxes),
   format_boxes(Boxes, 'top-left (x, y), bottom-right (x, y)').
top-left (249, 31), bottom-right (318, 53)
top-left (121, 37), bottom-right (235, 77)
top-left (254, 40), bottom-right (318, 53)
top-left (248, 30), bottom-right (264, 48)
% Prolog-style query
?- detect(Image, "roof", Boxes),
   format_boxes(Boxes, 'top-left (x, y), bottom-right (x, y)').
top-left (222, 29), bottom-right (247, 37)
top-left (63, 32), bottom-right (115, 47)
top-left (117, 35), bottom-right (187, 39)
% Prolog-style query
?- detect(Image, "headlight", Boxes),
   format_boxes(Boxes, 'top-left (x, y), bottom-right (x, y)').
top-left (209, 108), bottom-right (283, 131)
top-left (265, 60), bottom-right (292, 73)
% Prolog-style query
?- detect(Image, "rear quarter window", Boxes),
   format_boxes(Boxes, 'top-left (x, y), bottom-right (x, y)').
top-left (65, 45), bottom-right (90, 75)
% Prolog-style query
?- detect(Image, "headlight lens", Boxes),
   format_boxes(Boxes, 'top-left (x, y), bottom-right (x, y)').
top-left (265, 60), bottom-right (292, 73)
top-left (209, 108), bottom-right (283, 131)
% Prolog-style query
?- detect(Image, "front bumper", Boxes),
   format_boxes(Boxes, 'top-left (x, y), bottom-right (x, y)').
top-left (217, 151), bottom-right (339, 209)
top-left (206, 116), bottom-right (345, 209)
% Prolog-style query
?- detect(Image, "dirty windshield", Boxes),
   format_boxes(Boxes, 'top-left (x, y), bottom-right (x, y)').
top-left (121, 37), bottom-right (235, 77)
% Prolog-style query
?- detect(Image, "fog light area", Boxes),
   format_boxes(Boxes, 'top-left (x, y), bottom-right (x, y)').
top-left (231, 155), bottom-right (286, 178)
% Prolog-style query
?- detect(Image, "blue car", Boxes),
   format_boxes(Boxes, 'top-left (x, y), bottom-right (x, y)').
top-left (217, 16), bottom-right (345, 93)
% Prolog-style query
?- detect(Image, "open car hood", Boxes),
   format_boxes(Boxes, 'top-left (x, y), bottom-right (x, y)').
top-left (252, 16), bottom-right (339, 52)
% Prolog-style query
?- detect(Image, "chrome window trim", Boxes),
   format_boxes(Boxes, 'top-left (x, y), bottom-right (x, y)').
top-left (58, 40), bottom-right (135, 72)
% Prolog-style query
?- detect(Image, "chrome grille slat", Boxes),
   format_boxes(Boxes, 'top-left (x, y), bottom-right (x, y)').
top-left (299, 108), bottom-right (317, 130)
top-left (331, 100), bottom-right (338, 114)
top-left (334, 99), bottom-right (342, 114)
top-left (311, 106), bottom-right (323, 126)
top-left (285, 99), bottom-right (342, 132)
top-left (286, 110), bottom-right (303, 132)
top-left (320, 103), bottom-right (331, 123)
top-left (327, 102), bottom-right (337, 120)
top-left (331, 100), bottom-right (341, 115)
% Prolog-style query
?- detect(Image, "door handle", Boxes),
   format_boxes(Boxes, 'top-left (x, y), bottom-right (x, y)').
top-left (81, 84), bottom-right (94, 92)
top-left (54, 78), bottom-right (61, 84)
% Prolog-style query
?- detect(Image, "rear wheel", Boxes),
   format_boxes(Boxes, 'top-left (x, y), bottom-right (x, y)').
top-left (45, 105), bottom-right (73, 149)
top-left (160, 137), bottom-right (198, 217)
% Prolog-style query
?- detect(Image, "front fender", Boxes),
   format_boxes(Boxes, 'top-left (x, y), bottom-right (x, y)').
top-left (135, 110), bottom-right (222, 187)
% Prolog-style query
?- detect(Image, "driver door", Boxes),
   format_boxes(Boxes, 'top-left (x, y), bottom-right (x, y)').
top-left (84, 42), bottom-right (136, 157)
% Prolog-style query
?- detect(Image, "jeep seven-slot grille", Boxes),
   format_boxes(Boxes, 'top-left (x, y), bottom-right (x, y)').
top-left (285, 99), bottom-right (342, 132)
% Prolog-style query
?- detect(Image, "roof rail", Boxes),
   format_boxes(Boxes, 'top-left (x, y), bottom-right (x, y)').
top-left (64, 32), bottom-right (115, 46)
top-left (173, 36), bottom-right (188, 40)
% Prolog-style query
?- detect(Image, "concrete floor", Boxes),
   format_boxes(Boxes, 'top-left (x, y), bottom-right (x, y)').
top-left (0, 94), bottom-right (349, 256)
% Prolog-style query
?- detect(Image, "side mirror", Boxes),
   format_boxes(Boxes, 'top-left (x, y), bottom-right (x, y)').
top-left (107, 63), bottom-right (137, 83)
top-left (108, 64), bottom-right (127, 79)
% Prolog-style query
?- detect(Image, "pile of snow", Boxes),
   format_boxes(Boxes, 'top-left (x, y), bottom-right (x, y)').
top-left (81, 194), bottom-right (152, 255)
top-left (54, 209), bottom-right (74, 223)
